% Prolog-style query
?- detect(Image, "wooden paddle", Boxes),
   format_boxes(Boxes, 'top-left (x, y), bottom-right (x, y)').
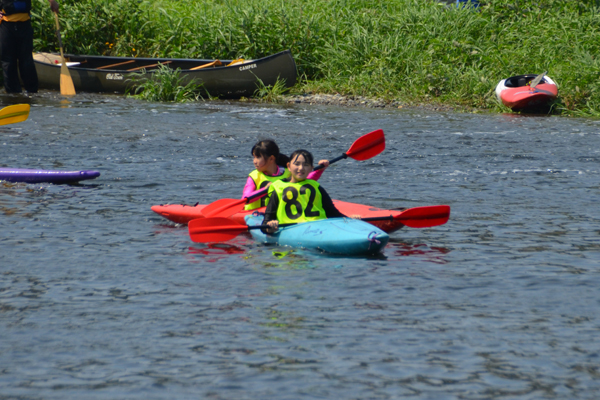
top-left (529, 71), bottom-right (547, 89)
top-left (189, 216), bottom-right (395, 243)
top-left (200, 129), bottom-right (386, 218)
top-left (189, 205), bottom-right (451, 243)
top-left (0, 104), bottom-right (30, 125)
top-left (54, 13), bottom-right (76, 96)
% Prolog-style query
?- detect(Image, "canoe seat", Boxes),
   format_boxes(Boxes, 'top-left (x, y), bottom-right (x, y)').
top-left (227, 58), bottom-right (252, 66)
top-left (97, 60), bottom-right (136, 70)
top-left (518, 77), bottom-right (527, 87)
top-left (127, 61), bottom-right (172, 71)
top-left (190, 60), bottom-right (222, 70)
top-left (33, 52), bottom-right (62, 64)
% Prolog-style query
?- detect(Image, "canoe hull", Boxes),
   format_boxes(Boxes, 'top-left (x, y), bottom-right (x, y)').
top-left (34, 50), bottom-right (297, 98)
top-left (245, 215), bottom-right (389, 255)
top-left (0, 168), bottom-right (100, 184)
top-left (151, 200), bottom-right (407, 233)
top-left (495, 74), bottom-right (558, 111)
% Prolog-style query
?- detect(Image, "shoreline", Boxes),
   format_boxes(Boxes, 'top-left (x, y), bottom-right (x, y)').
top-left (277, 93), bottom-right (471, 113)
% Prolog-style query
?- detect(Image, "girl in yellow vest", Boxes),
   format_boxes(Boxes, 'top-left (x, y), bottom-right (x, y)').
top-left (263, 149), bottom-right (346, 233)
top-left (242, 140), bottom-right (329, 210)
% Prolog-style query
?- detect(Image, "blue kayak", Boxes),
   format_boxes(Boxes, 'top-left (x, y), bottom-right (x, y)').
top-left (244, 214), bottom-right (389, 255)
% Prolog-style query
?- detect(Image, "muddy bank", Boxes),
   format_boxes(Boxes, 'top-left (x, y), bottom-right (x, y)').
top-left (281, 93), bottom-right (466, 113)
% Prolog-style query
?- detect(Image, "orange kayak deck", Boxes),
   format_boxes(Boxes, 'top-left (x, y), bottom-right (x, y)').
top-left (151, 199), bottom-right (407, 233)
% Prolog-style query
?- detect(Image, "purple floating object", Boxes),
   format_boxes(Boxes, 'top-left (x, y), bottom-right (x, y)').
top-left (0, 168), bottom-right (100, 184)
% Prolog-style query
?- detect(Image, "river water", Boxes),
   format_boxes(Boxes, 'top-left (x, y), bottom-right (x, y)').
top-left (1, 92), bottom-right (599, 399)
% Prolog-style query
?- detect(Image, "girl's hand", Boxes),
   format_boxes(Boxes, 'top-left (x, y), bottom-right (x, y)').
top-left (317, 160), bottom-right (329, 170)
top-left (266, 220), bottom-right (279, 233)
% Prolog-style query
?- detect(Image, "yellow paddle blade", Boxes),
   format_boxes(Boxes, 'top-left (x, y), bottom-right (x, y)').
top-left (0, 104), bottom-right (30, 125)
top-left (60, 64), bottom-right (76, 96)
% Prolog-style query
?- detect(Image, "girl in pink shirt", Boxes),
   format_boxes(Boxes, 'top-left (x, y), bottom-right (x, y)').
top-left (243, 139), bottom-right (329, 210)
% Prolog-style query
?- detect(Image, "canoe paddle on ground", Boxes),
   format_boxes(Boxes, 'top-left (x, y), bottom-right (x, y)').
top-left (54, 12), bottom-right (76, 96)
top-left (200, 129), bottom-right (386, 218)
top-left (0, 104), bottom-right (30, 125)
top-left (189, 205), bottom-right (450, 243)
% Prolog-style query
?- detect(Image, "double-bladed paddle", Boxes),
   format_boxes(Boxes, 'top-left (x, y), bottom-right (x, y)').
top-left (200, 129), bottom-right (386, 218)
top-left (0, 104), bottom-right (30, 125)
top-left (189, 216), bottom-right (393, 243)
top-left (189, 205), bottom-right (450, 243)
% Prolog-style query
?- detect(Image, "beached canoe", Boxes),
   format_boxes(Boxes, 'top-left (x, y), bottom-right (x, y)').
top-left (244, 214), bottom-right (389, 255)
top-left (33, 50), bottom-right (297, 97)
top-left (151, 199), bottom-right (409, 233)
top-left (495, 74), bottom-right (558, 111)
top-left (0, 168), bottom-right (100, 184)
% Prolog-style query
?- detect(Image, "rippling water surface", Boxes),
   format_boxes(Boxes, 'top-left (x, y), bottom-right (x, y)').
top-left (1, 92), bottom-right (599, 399)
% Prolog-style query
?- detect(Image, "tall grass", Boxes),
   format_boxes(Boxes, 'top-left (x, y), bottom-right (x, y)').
top-left (253, 76), bottom-right (290, 103)
top-left (126, 64), bottom-right (207, 102)
top-left (31, 0), bottom-right (600, 116)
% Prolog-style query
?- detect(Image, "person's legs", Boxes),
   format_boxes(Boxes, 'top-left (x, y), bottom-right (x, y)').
top-left (0, 22), bottom-right (23, 93)
top-left (16, 21), bottom-right (37, 93)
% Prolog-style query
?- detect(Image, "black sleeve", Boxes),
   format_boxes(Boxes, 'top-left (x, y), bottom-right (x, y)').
top-left (260, 191), bottom-right (279, 233)
top-left (319, 186), bottom-right (347, 218)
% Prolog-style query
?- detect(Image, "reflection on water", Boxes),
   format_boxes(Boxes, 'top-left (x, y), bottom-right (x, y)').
top-left (1, 91), bottom-right (599, 399)
top-left (389, 240), bottom-right (451, 264)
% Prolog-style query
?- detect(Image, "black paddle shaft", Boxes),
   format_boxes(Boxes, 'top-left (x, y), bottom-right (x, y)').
top-left (314, 154), bottom-right (348, 171)
top-left (253, 215), bottom-right (393, 230)
top-left (245, 153), bottom-right (351, 203)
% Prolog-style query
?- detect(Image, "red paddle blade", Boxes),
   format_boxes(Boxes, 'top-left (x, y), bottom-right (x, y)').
top-left (201, 198), bottom-right (246, 218)
top-left (189, 217), bottom-right (249, 243)
top-left (396, 205), bottom-right (450, 228)
top-left (345, 129), bottom-right (385, 161)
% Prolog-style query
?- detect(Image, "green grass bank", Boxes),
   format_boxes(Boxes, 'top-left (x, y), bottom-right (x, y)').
top-left (32, 0), bottom-right (600, 116)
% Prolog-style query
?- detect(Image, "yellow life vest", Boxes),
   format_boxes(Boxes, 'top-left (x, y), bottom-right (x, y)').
top-left (244, 168), bottom-right (291, 210)
top-left (1, 13), bottom-right (30, 22)
top-left (1, 0), bottom-right (31, 21)
top-left (270, 179), bottom-right (326, 224)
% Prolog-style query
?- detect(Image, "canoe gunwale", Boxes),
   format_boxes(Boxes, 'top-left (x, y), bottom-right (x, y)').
top-left (34, 50), bottom-right (290, 72)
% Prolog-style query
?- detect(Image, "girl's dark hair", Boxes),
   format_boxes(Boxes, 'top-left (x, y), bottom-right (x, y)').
top-left (288, 149), bottom-right (314, 166)
top-left (251, 139), bottom-right (290, 167)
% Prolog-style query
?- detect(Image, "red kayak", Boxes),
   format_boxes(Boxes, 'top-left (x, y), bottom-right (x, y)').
top-left (152, 200), bottom-right (417, 233)
top-left (495, 73), bottom-right (558, 111)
